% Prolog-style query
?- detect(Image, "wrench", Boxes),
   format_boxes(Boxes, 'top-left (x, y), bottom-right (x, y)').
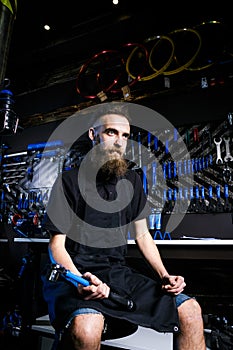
top-left (214, 137), bottom-right (223, 164)
top-left (223, 137), bottom-right (233, 162)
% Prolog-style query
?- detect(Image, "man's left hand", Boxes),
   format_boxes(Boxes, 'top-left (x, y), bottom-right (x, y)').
top-left (161, 275), bottom-right (186, 295)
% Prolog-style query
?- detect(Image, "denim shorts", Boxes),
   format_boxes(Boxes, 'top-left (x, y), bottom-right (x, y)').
top-left (175, 293), bottom-right (192, 307)
top-left (65, 293), bottom-right (192, 328)
top-left (65, 308), bottom-right (102, 328)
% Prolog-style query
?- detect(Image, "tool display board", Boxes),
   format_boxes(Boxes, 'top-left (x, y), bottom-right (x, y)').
top-left (0, 115), bottom-right (232, 240)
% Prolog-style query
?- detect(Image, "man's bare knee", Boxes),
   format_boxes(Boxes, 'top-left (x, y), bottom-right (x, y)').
top-left (178, 298), bottom-right (203, 325)
top-left (69, 313), bottom-right (104, 349)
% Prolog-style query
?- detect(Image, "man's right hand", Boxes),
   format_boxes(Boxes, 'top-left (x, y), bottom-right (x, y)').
top-left (77, 272), bottom-right (110, 300)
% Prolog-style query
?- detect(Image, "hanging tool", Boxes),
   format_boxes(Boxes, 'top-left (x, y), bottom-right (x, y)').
top-left (208, 185), bottom-right (215, 212)
top-left (194, 186), bottom-right (201, 213)
top-left (178, 187), bottom-right (186, 213)
top-left (223, 184), bottom-right (232, 212)
top-left (215, 185), bottom-right (223, 213)
top-left (130, 133), bottom-right (135, 161)
top-left (223, 165), bottom-right (232, 183)
top-left (214, 138), bottom-right (223, 164)
top-left (151, 161), bottom-right (156, 195)
top-left (147, 132), bottom-right (151, 152)
top-left (199, 186), bottom-right (207, 213)
top-left (143, 165), bottom-right (148, 195)
top-left (223, 137), bottom-right (233, 162)
top-left (188, 186), bottom-right (196, 213)
top-left (153, 135), bottom-right (158, 152)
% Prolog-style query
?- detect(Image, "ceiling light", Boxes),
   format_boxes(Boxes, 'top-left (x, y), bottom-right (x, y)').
top-left (43, 24), bottom-right (51, 31)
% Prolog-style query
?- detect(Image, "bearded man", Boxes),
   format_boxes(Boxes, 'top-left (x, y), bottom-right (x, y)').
top-left (41, 102), bottom-right (206, 350)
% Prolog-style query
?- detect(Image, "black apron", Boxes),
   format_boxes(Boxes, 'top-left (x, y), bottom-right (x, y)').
top-left (42, 239), bottom-right (180, 337)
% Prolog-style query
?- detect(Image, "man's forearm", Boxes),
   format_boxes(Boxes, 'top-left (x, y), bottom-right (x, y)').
top-left (48, 234), bottom-right (82, 276)
top-left (136, 231), bottom-right (168, 279)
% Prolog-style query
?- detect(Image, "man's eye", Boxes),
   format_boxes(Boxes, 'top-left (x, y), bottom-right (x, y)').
top-left (106, 130), bottom-right (115, 135)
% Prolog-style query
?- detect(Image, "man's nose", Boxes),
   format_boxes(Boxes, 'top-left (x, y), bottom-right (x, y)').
top-left (114, 136), bottom-right (124, 146)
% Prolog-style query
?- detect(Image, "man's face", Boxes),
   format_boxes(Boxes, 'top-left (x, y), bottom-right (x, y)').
top-left (90, 114), bottom-right (130, 159)
top-left (89, 114), bottom-right (130, 177)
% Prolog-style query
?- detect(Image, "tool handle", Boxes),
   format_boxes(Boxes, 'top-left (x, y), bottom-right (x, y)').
top-left (64, 270), bottom-right (135, 311)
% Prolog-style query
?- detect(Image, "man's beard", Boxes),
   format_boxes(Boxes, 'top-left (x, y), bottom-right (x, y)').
top-left (90, 146), bottom-right (128, 179)
top-left (100, 158), bottom-right (128, 178)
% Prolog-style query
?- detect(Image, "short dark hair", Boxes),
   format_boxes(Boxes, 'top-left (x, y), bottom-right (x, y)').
top-left (89, 102), bottom-right (132, 127)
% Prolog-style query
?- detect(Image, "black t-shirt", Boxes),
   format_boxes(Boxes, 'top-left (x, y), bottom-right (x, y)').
top-left (43, 166), bottom-right (150, 250)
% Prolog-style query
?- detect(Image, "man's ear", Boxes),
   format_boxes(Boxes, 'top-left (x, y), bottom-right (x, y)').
top-left (89, 128), bottom-right (95, 141)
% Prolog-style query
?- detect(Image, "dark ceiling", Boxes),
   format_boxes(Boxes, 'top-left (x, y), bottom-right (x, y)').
top-left (3, 0), bottom-right (233, 125)
top-left (6, 1), bottom-right (232, 89)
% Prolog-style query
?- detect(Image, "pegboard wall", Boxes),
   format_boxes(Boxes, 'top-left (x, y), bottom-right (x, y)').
top-left (0, 113), bottom-right (232, 240)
